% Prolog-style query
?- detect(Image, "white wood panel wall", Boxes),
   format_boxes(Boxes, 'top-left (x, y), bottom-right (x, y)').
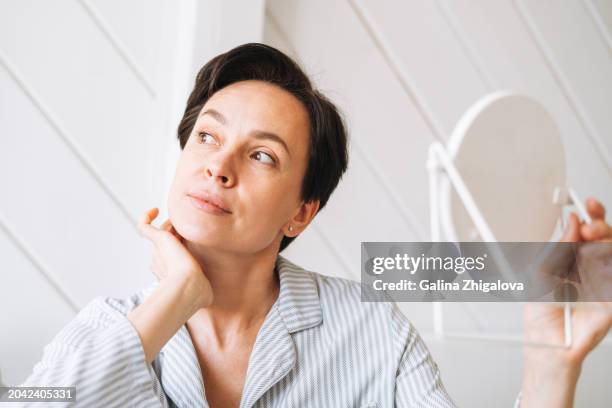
top-left (265, 1), bottom-right (612, 406)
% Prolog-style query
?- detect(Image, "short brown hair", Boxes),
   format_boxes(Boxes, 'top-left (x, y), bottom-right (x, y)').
top-left (177, 43), bottom-right (349, 252)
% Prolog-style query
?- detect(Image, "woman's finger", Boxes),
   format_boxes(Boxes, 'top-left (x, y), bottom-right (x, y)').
top-left (138, 208), bottom-right (167, 244)
top-left (142, 208), bottom-right (159, 224)
top-left (160, 218), bottom-right (184, 242)
top-left (144, 215), bottom-right (181, 244)
top-left (169, 225), bottom-right (184, 242)
top-left (586, 197), bottom-right (606, 221)
top-left (160, 219), bottom-right (172, 232)
top-left (561, 212), bottom-right (581, 242)
top-left (580, 219), bottom-right (612, 241)
top-left (138, 208), bottom-right (158, 234)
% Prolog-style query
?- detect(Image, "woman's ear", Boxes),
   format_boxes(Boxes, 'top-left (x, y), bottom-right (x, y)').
top-left (285, 200), bottom-right (320, 237)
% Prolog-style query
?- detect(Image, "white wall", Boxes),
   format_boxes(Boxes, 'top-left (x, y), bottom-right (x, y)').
top-left (1, 0), bottom-right (610, 406)
top-left (265, 0), bottom-right (612, 406)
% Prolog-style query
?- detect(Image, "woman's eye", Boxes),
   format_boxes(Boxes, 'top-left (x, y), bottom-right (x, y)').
top-left (252, 151), bottom-right (276, 165)
top-left (198, 132), bottom-right (217, 145)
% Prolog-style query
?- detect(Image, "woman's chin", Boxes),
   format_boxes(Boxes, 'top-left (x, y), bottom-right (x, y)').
top-left (173, 220), bottom-right (223, 245)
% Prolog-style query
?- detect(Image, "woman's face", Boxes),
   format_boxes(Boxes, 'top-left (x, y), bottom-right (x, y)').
top-left (168, 80), bottom-right (316, 254)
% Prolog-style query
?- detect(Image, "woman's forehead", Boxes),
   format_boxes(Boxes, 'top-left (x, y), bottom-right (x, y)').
top-left (200, 81), bottom-right (310, 147)
top-left (204, 81), bottom-right (307, 125)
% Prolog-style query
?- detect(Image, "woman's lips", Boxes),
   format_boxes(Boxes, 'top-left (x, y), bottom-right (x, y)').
top-left (188, 195), bottom-right (231, 215)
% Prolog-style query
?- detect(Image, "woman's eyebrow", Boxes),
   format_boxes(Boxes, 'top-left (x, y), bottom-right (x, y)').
top-left (199, 108), bottom-right (226, 124)
top-left (251, 130), bottom-right (291, 158)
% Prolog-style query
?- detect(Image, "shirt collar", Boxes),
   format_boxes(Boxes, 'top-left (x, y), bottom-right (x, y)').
top-left (275, 255), bottom-right (323, 333)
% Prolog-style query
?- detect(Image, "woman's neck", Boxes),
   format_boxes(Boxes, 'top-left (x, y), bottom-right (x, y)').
top-left (183, 241), bottom-right (281, 345)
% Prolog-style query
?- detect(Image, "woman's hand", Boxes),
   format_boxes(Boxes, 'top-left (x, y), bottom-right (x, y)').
top-left (128, 208), bottom-right (214, 364)
top-left (522, 304), bottom-right (611, 408)
top-left (139, 207), bottom-right (213, 310)
top-left (521, 197), bottom-right (612, 407)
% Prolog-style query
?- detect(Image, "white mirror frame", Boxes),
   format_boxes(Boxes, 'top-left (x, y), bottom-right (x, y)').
top-left (426, 92), bottom-right (594, 348)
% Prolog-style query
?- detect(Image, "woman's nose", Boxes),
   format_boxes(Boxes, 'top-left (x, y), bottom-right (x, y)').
top-left (205, 153), bottom-right (235, 187)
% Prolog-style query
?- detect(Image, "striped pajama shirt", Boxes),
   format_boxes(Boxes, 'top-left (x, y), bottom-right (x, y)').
top-left (20, 255), bottom-right (460, 407)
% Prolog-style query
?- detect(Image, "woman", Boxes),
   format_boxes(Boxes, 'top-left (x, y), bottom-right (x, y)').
top-left (21, 43), bottom-right (612, 407)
